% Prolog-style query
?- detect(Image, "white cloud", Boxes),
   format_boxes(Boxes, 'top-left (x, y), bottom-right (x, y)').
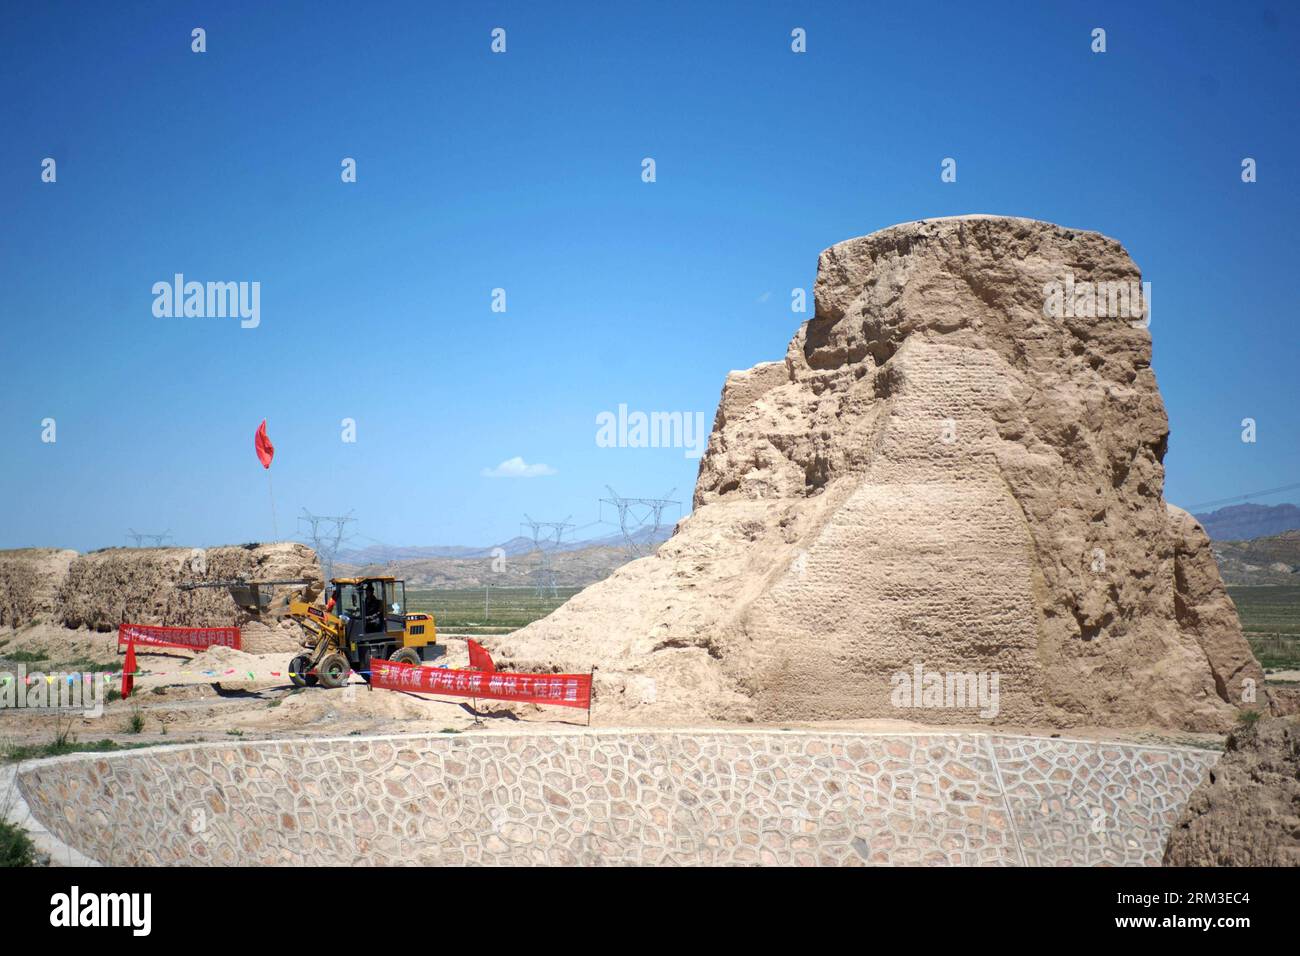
top-left (480, 456), bottom-right (557, 479)
top-left (755, 291), bottom-right (772, 303)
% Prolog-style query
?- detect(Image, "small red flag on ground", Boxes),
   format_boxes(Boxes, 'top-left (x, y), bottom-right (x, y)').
top-left (121, 640), bottom-right (137, 699)
top-left (467, 639), bottom-right (495, 673)
top-left (255, 419), bottom-right (275, 469)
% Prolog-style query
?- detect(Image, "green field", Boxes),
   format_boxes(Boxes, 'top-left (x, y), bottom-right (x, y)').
top-left (407, 586), bottom-right (583, 635)
top-left (1229, 585), bottom-right (1300, 668)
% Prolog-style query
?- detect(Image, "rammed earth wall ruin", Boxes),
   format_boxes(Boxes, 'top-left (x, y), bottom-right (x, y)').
top-left (495, 217), bottom-right (1266, 732)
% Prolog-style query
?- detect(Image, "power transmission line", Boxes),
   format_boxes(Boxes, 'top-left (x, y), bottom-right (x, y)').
top-left (125, 529), bottom-right (172, 547)
top-left (1186, 481), bottom-right (1300, 512)
top-left (521, 515), bottom-right (574, 598)
top-left (599, 487), bottom-right (680, 557)
top-left (298, 509), bottom-right (356, 583)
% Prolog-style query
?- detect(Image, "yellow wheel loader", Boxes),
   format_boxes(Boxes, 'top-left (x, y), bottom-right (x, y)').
top-left (286, 576), bottom-right (437, 689)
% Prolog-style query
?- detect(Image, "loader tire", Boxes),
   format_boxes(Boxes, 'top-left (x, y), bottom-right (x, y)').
top-left (390, 647), bottom-right (422, 667)
top-left (317, 652), bottom-right (351, 689)
top-left (289, 654), bottom-right (317, 688)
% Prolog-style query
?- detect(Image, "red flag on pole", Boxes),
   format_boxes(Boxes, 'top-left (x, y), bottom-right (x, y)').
top-left (255, 419), bottom-right (275, 469)
top-left (467, 639), bottom-right (495, 673)
top-left (121, 640), bottom-right (137, 699)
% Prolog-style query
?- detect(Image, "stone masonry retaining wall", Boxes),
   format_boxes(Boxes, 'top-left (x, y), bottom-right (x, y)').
top-left (8, 730), bottom-right (1217, 866)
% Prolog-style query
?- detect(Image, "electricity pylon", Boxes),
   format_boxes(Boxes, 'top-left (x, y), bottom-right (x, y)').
top-left (521, 515), bottom-right (574, 598)
top-left (125, 529), bottom-right (172, 547)
top-left (298, 509), bottom-right (356, 583)
top-left (599, 487), bottom-right (679, 557)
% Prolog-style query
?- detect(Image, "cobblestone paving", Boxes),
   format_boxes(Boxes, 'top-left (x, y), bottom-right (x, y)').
top-left (12, 731), bottom-right (1217, 866)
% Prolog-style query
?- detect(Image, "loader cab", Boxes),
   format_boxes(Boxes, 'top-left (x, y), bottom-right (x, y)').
top-left (330, 577), bottom-right (406, 643)
top-left (290, 575), bottom-right (434, 689)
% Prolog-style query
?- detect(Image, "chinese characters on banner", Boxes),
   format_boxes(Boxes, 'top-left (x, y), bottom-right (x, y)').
top-left (117, 623), bottom-right (242, 652)
top-left (371, 658), bottom-right (592, 711)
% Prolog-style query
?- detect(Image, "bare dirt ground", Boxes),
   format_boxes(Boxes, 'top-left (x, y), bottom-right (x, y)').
top-left (0, 625), bottom-right (564, 748)
top-left (0, 623), bottom-right (1252, 756)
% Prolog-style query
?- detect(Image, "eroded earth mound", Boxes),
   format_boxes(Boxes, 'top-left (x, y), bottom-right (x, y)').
top-left (1164, 716), bottom-right (1300, 866)
top-left (0, 543), bottom-right (319, 652)
top-left (495, 216), bottom-right (1266, 731)
top-left (0, 548), bottom-right (76, 628)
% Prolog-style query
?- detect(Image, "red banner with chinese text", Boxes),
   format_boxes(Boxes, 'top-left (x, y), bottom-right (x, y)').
top-left (118, 623), bottom-right (242, 653)
top-left (371, 658), bottom-right (591, 710)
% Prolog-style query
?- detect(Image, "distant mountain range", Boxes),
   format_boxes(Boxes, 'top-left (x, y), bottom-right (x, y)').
top-left (333, 527), bottom-right (675, 588)
top-left (333, 509), bottom-right (1300, 591)
top-left (1211, 530), bottom-right (1300, 586)
top-left (1192, 502), bottom-right (1300, 541)
top-left (336, 527), bottom-right (672, 566)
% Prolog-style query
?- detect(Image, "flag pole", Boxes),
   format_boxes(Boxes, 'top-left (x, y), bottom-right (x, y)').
top-left (266, 468), bottom-right (279, 539)
top-left (471, 665), bottom-right (483, 727)
top-left (256, 419), bottom-right (278, 540)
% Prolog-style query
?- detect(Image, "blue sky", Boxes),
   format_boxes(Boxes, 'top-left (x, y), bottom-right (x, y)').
top-left (1, 1), bottom-right (1296, 552)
